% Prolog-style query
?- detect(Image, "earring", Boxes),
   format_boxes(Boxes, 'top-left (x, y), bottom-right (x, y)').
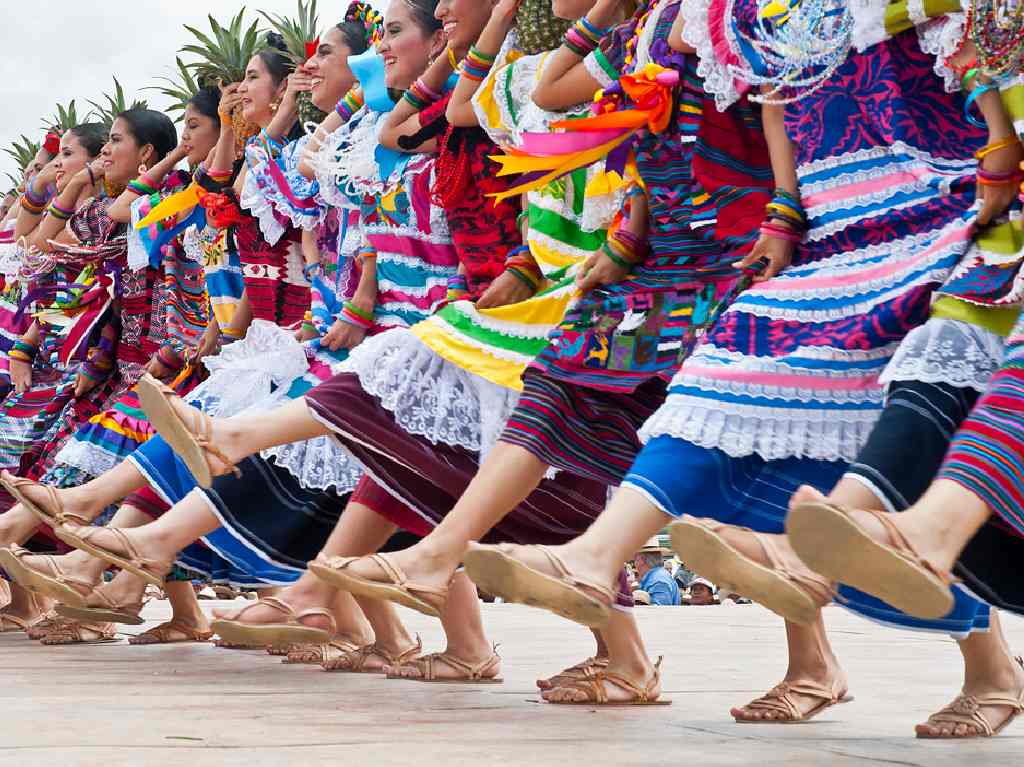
top-left (270, 100), bottom-right (281, 114)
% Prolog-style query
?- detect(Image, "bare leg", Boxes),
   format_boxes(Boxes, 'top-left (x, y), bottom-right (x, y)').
top-left (338, 443), bottom-right (551, 597)
top-left (3, 581), bottom-right (49, 623)
top-left (3, 460), bottom-right (147, 526)
top-left (0, 504), bottom-right (47, 546)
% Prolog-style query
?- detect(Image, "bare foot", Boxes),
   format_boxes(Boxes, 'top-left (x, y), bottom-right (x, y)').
top-left (129, 619), bottom-right (212, 645)
top-left (731, 670), bottom-right (850, 722)
top-left (1, 471), bottom-right (101, 526)
top-left (542, 658), bottom-right (660, 703)
top-left (323, 636), bottom-right (422, 672)
top-left (320, 549), bottom-right (452, 615)
top-left (212, 587), bottom-right (333, 635)
top-left (916, 659), bottom-right (1024, 738)
top-left (789, 484), bottom-right (827, 511)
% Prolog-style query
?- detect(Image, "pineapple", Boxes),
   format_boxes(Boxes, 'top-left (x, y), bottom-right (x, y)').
top-left (147, 58), bottom-right (203, 123)
top-left (3, 135), bottom-right (41, 187)
top-left (260, 0), bottom-right (327, 128)
top-left (180, 9), bottom-right (263, 152)
top-left (87, 78), bottom-right (149, 132)
top-left (42, 100), bottom-right (83, 133)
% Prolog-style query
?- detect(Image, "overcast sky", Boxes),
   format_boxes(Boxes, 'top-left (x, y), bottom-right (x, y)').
top-left (1, 0), bottom-right (386, 188)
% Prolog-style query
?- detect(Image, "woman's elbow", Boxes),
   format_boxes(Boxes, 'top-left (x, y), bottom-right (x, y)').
top-left (532, 87), bottom-right (557, 112)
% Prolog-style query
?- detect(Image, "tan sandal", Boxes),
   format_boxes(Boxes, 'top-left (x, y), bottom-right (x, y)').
top-left (919, 693), bottom-right (1024, 737)
top-left (386, 650), bottom-right (503, 684)
top-left (0, 545), bottom-right (95, 608)
top-left (322, 636), bottom-right (423, 673)
top-left (284, 637), bottom-right (361, 665)
top-left (25, 609), bottom-right (67, 639)
top-left (0, 613), bottom-right (32, 633)
top-left (463, 543), bottom-right (614, 629)
top-left (308, 553), bottom-right (447, 619)
top-left (52, 525), bottom-right (172, 589)
top-left (669, 518), bottom-right (832, 626)
top-left (210, 596), bottom-right (336, 647)
top-left (537, 656), bottom-right (609, 690)
top-left (547, 657), bottom-right (670, 706)
top-left (1, 472), bottom-right (92, 529)
top-left (735, 678), bottom-right (853, 723)
top-left (128, 621), bottom-right (213, 645)
top-left (136, 373), bottom-right (240, 488)
top-left (40, 621), bottom-right (119, 646)
top-left (0, 577), bottom-right (11, 611)
top-left (57, 587), bottom-right (147, 626)
top-left (266, 644), bottom-right (296, 657)
top-left (787, 501), bottom-right (955, 620)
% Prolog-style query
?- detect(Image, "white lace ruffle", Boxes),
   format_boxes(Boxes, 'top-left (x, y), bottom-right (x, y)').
top-left (683, 0), bottom-right (745, 112)
top-left (240, 156), bottom-right (287, 247)
top-left (0, 241), bottom-right (24, 278)
top-left (639, 393), bottom-right (881, 462)
top-left (262, 434), bottom-right (363, 494)
top-left (185, 320), bottom-right (309, 418)
top-left (53, 440), bottom-right (121, 477)
top-left (583, 51), bottom-right (616, 90)
top-left (879, 317), bottom-right (1005, 393)
top-left (314, 107), bottom-right (396, 200)
top-left (916, 14), bottom-right (968, 93)
top-left (180, 225), bottom-right (206, 263)
top-left (850, 0), bottom-right (888, 51)
top-left (339, 327), bottom-right (520, 458)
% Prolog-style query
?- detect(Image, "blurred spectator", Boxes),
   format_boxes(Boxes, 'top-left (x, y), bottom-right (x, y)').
top-left (631, 538), bottom-right (680, 606)
top-left (684, 577), bottom-right (718, 606)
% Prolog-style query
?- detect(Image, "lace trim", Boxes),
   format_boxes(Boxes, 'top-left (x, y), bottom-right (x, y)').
top-left (240, 158), bottom-right (287, 247)
top-left (314, 108), bottom-right (396, 199)
top-left (917, 14), bottom-right (968, 93)
top-left (850, 0), bottom-right (888, 52)
top-left (339, 327), bottom-right (520, 458)
top-left (53, 439), bottom-right (121, 478)
top-left (640, 393), bottom-right (882, 462)
top-left (683, 0), bottom-right (746, 111)
top-left (798, 141), bottom-right (975, 183)
top-left (0, 242), bottom-right (24, 278)
top-left (262, 434), bottom-right (362, 494)
top-left (583, 51), bottom-right (616, 90)
top-left (879, 317), bottom-right (1004, 392)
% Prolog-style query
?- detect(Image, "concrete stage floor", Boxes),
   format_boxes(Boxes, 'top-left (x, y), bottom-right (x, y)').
top-left (2, 600), bottom-right (1022, 766)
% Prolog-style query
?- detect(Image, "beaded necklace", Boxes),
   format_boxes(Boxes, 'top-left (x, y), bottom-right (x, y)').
top-left (730, 0), bottom-right (853, 105)
top-left (970, 0), bottom-right (1024, 78)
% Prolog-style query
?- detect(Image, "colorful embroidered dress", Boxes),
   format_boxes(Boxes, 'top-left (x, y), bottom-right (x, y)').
top-left (620, 1), bottom-right (992, 637)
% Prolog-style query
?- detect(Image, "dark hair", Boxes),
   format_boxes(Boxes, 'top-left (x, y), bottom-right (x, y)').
top-left (116, 108), bottom-right (177, 163)
top-left (187, 86), bottom-right (222, 127)
top-left (69, 123), bottom-right (107, 157)
top-left (257, 32), bottom-right (296, 87)
top-left (335, 20), bottom-right (372, 55)
top-left (403, 0), bottom-right (443, 35)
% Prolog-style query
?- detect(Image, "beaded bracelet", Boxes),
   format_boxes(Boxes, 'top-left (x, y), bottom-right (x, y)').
top-left (460, 46), bottom-right (496, 83)
top-left (20, 194), bottom-right (46, 215)
top-left (339, 302), bottom-right (374, 330)
top-left (128, 179), bottom-right (158, 197)
top-left (46, 200), bottom-right (74, 221)
top-left (976, 135), bottom-right (1022, 160)
top-left (760, 222), bottom-right (803, 244)
top-left (335, 89), bottom-right (366, 121)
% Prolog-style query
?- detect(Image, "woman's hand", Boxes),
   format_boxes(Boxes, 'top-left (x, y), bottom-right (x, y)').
top-left (295, 323), bottom-right (318, 343)
top-left (145, 355), bottom-right (176, 381)
top-left (492, 0), bottom-right (524, 25)
top-left (576, 250), bottom-right (631, 293)
top-left (9, 358), bottom-right (31, 394)
top-left (73, 371), bottom-right (98, 398)
top-left (218, 83), bottom-right (243, 130)
top-left (72, 157), bottom-right (105, 190)
top-left (476, 270), bottom-right (534, 309)
top-left (977, 140), bottom-right (1024, 226)
top-left (282, 68), bottom-right (315, 110)
top-left (735, 232), bottom-right (795, 284)
top-left (321, 318), bottom-right (365, 351)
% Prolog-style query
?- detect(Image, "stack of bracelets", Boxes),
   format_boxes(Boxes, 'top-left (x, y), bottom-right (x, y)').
top-left (446, 274), bottom-right (469, 301)
top-left (21, 182), bottom-right (49, 215)
top-left (339, 300), bottom-right (374, 331)
top-left (505, 245), bottom-right (544, 292)
top-left (128, 173), bottom-right (159, 198)
top-left (974, 136), bottom-right (1024, 188)
top-left (81, 336), bottom-right (115, 384)
top-left (156, 345), bottom-right (183, 372)
top-left (458, 46), bottom-right (495, 83)
top-left (600, 228), bottom-right (644, 271)
top-left (46, 199), bottom-right (75, 221)
top-left (8, 339), bottom-right (36, 364)
top-left (403, 76), bottom-right (443, 111)
top-left (335, 89), bottom-right (366, 122)
top-left (204, 164), bottom-right (233, 187)
top-left (563, 17), bottom-right (610, 57)
top-left (760, 188), bottom-right (807, 244)
top-left (961, 66), bottom-right (1011, 129)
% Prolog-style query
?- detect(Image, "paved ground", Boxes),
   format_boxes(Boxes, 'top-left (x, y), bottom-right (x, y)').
top-left (3, 600), bottom-right (1023, 766)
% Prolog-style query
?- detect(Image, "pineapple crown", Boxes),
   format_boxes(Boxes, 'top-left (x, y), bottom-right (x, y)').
top-left (515, 0), bottom-right (573, 56)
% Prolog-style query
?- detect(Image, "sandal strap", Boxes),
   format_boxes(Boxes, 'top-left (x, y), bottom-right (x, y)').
top-left (138, 621), bottom-right (211, 643)
top-left (38, 555), bottom-right (96, 592)
top-left (927, 692), bottom-right (1024, 736)
top-left (562, 658), bottom-right (662, 704)
top-left (420, 650), bottom-right (501, 681)
top-left (7, 477), bottom-right (90, 526)
top-left (536, 545), bottom-right (616, 604)
top-left (229, 596), bottom-right (337, 634)
top-left (78, 527), bottom-right (172, 574)
top-left (746, 678), bottom-right (841, 719)
top-left (850, 506), bottom-right (952, 584)
top-left (753, 531), bottom-right (835, 606)
top-left (368, 553), bottom-right (449, 599)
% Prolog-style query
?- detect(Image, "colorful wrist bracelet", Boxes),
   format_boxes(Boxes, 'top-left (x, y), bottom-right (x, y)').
top-left (20, 194), bottom-right (46, 215)
top-left (976, 135), bottom-right (1022, 160)
top-left (342, 300), bottom-right (374, 324)
top-left (339, 305), bottom-right (374, 330)
top-left (506, 267), bottom-right (540, 291)
top-left (335, 89), bottom-right (365, 121)
top-left (128, 179), bottom-right (158, 197)
top-left (964, 81), bottom-right (999, 129)
top-left (446, 274), bottom-right (469, 293)
top-left (46, 200), bottom-right (74, 220)
top-left (760, 223), bottom-right (803, 243)
top-left (156, 346), bottom-right (183, 370)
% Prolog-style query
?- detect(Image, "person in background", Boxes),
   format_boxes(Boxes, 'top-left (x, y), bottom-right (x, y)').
top-left (685, 578), bottom-right (717, 606)
top-left (631, 539), bottom-right (679, 606)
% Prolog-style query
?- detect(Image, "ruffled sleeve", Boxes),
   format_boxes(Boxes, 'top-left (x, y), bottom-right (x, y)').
top-left (682, 0), bottom-right (758, 111)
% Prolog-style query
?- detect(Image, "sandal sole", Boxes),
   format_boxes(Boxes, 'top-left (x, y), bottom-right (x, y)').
top-left (787, 502), bottom-right (954, 620)
top-left (462, 547), bottom-right (610, 629)
top-left (734, 695), bottom-right (853, 724)
top-left (51, 527), bottom-right (166, 590)
top-left (136, 375), bottom-right (213, 488)
top-left (308, 562), bottom-right (442, 619)
top-left (0, 579), bottom-right (10, 611)
top-left (668, 520), bottom-right (819, 626)
top-left (210, 619), bottom-right (331, 647)
top-left (385, 675), bottom-right (505, 684)
top-left (547, 698), bottom-right (672, 706)
top-left (0, 548), bottom-right (89, 608)
top-left (3, 479), bottom-right (64, 529)
top-left (56, 604), bottom-right (145, 626)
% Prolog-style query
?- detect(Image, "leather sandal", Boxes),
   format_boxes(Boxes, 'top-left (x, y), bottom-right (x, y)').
top-left (787, 501), bottom-right (955, 620)
top-left (0, 545), bottom-right (95, 608)
top-left (128, 621), bottom-right (213, 645)
top-left (547, 657), bottom-right (670, 706)
top-left (40, 620), bottom-right (119, 646)
top-left (25, 609), bottom-right (67, 639)
top-left (537, 656), bottom-right (609, 690)
top-left (0, 613), bottom-right (32, 633)
top-left (462, 543), bottom-right (615, 629)
top-left (210, 596), bottom-right (336, 647)
top-left (322, 635), bottom-right (423, 673)
top-left (0, 577), bottom-right (11, 611)
top-left (284, 637), bottom-right (361, 665)
top-left (1, 472), bottom-right (92, 529)
top-left (308, 553), bottom-right (448, 619)
top-left (386, 649), bottom-right (503, 684)
top-left (668, 517), bottom-right (832, 626)
top-left (56, 587), bottom-right (147, 626)
top-left (136, 373), bottom-right (240, 488)
top-left (734, 677), bottom-right (853, 723)
top-left (53, 525), bottom-right (172, 589)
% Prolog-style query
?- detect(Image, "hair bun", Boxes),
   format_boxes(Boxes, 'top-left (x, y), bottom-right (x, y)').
top-left (265, 31), bottom-right (288, 52)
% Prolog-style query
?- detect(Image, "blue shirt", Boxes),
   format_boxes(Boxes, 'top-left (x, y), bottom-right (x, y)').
top-left (639, 567), bottom-right (681, 606)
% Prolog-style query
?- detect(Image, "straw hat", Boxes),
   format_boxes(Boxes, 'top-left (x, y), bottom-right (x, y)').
top-left (637, 536), bottom-right (669, 555)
